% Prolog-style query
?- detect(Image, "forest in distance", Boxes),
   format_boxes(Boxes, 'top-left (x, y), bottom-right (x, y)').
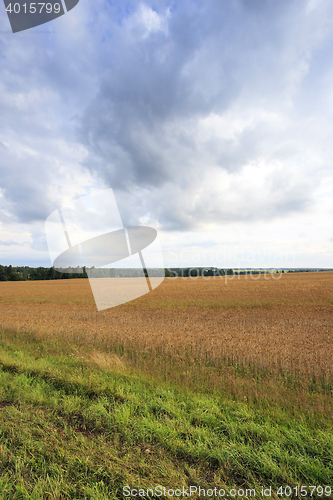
top-left (0, 264), bottom-right (332, 281)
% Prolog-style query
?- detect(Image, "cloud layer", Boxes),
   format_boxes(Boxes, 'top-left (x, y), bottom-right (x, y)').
top-left (0, 0), bottom-right (333, 265)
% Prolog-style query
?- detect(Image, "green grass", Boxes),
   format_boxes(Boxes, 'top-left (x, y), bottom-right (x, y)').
top-left (0, 331), bottom-right (332, 499)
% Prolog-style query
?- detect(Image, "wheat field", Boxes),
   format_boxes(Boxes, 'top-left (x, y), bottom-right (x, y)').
top-left (0, 270), bottom-right (333, 422)
top-left (0, 272), bottom-right (332, 375)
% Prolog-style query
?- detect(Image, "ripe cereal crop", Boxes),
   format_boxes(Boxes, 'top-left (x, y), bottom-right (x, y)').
top-left (0, 271), bottom-right (333, 496)
top-left (0, 271), bottom-right (332, 417)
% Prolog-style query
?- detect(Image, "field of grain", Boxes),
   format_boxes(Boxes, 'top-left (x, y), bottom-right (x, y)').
top-left (0, 271), bottom-right (332, 374)
top-left (0, 272), bottom-right (333, 497)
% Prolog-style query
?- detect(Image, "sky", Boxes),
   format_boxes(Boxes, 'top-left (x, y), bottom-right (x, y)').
top-left (0, 0), bottom-right (333, 269)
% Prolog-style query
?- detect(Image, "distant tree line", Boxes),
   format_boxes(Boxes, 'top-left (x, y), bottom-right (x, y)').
top-left (0, 265), bottom-right (88, 281)
top-left (0, 265), bottom-right (330, 282)
top-left (164, 268), bottom-right (332, 277)
top-left (0, 265), bottom-right (164, 281)
top-left (0, 265), bottom-right (231, 281)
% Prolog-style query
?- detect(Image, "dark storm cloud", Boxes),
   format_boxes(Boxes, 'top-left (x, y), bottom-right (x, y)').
top-left (79, 0), bottom-right (250, 186)
top-left (75, 0), bottom-right (333, 230)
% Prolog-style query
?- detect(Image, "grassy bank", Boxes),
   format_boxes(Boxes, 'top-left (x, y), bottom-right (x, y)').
top-left (0, 329), bottom-right (332, 499)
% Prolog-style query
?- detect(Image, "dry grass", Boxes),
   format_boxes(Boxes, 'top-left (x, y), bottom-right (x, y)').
top-left (88, 351), bottom-right (126, 372)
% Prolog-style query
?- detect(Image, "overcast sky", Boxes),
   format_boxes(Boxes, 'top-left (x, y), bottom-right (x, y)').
top-left (1, 0), bottom-right (333, 268)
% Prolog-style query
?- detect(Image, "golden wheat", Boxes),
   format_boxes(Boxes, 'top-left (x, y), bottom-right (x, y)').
top-left (0, 272), bottom-right (332, 378)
